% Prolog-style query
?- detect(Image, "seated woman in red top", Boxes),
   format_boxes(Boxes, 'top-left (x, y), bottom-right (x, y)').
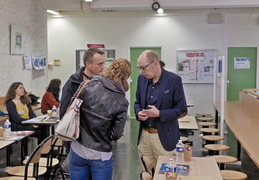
top-left (41, 78), bottom-right (61, 114)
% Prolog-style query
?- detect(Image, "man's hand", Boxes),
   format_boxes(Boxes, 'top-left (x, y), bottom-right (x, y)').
top-left (142, 105), bottom-right (160, 118)
top-left (138, 111), bottom-right (149, 121)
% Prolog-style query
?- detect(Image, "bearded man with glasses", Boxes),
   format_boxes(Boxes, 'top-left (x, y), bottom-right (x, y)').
top-left (134, 50), bottom-right (187, 172)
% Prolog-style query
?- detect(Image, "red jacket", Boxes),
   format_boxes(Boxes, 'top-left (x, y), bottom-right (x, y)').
top-left (41, 91), bottom-right (60, 114)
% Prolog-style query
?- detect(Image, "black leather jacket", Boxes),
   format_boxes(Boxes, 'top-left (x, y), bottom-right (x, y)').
top-left (76, 76), bottom-right (129, 152)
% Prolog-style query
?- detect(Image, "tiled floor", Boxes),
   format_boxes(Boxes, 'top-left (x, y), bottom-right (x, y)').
top-left (0, 117), bottom-right (259, 179)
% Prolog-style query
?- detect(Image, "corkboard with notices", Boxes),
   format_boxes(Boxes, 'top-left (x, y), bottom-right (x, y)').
top-left (176, 49), bottom-right (217, 83)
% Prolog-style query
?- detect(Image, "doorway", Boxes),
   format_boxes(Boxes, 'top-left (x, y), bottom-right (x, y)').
top-left (227, 47), bottom-right (257, 101)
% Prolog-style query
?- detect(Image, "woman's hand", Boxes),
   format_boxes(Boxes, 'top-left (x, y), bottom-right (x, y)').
top-left (32, 125), bottom-right (39, 129)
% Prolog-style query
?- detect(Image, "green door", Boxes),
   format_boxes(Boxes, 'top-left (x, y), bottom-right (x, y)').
top-left (129, 47), bottom-right (161, 118)
top-left (227, 47), bottom-right (257, 101)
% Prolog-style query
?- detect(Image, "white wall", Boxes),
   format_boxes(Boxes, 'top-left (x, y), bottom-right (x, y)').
top-left (0, 0), bottom-right (48, 98)
top-left (47, 9), bottom-right (259, 115)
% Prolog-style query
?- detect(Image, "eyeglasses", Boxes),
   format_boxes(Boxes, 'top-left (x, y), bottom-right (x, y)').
top-left (137, 61), bottom-right (154, 70)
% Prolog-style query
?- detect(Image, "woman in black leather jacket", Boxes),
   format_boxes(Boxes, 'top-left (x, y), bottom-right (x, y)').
top-left (68, 58), bottom-right (131, 180)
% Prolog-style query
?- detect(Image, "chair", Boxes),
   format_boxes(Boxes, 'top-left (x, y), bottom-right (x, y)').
top-left (0, 136), bottom-right (53, 180)
top-left (202, 135), bottom-right (225, 144)
top-left (196, 117), bottom-right (214, 121)
top-left (200, 128), bottom-right (220, 136)
top-left (209, 155), bottom-right (238, 170)
top-left (141, 155), bottom-right (154, 176)
top-left (23, 136), bottom-right (65, 180)
top-left (220, 170), bottom-right (248, 180)
top-left (204, 144), bottom-right (230, 155)
top-left (140, 171), bottom-right (153, 180)
top-left (198, 122), bottom-right (217, 128)
top-left (49, 137), bottom-right (66, 180)
top-left (196, 113), bottom-right (212, 117)
top-left (22, 135), bottom-right (55, 180)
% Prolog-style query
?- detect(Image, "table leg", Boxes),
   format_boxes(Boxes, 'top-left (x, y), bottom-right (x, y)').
top-left (215, 110), bottom-right (219, 129)
top-left (237, 140), bottom-right (241, 161)
top-left (21, 138), bottom-right (28, 164)
top-left (6, 146), bottom-right (11, 166)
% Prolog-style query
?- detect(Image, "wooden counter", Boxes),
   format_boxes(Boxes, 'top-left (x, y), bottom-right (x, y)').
top-left (214, 92), bottom-right (259, 168)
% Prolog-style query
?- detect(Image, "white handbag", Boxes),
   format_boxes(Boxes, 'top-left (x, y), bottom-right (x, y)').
top-left (55, 80), bottom-right (91, 141)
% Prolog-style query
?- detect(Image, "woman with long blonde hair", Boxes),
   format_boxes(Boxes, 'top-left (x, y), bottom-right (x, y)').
top-left (68, 58), bottom-right (131, 180)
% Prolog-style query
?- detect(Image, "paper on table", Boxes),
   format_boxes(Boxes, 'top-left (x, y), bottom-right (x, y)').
top-left (0, 136), bottom-right (23, 141)
top-left (178, 117), bottom-right (190, 122)
top-left (23, 115), bottom-right (48, 123)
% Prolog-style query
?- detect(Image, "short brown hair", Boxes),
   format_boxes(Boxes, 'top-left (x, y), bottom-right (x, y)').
top-left (83, 48), bottom-right (105, 65)
top-left (101, 58), bottom-right (131, 91)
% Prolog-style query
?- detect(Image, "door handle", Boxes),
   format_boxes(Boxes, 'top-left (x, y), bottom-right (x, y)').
top-left (227, 80), bottom-right (231, 86)
top-left (130, 79), bottom-right (133, 85)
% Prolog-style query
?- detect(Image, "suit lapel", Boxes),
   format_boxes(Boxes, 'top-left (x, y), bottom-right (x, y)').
top-left (141, 78), bottom-right (149, 109)
top-left (156, 71), bottom-right (169, 108)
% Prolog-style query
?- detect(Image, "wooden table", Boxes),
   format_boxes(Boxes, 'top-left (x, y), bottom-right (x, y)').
top-left (178, 116), bottom-right (198, 130)
top-left (22, 115), bottom-right (59, 142)
top-left (154, 156), bottom-right (223, 180)
top-left (0, 140), bottom-right (15, 150)
top-left (0, 131), bottom-right (35, 166)
top-left (214, 99), bottom-right (259, 168)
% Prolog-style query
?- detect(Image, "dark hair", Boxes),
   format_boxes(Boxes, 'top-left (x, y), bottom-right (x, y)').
top-left (83, 48), bottom-right (105, 65)
top-left (46, 78), bottom-right (61, 95)
top-left (159, 60), bottom-right (165, 68)
top-left (5, 82), bottom-right (31, 104)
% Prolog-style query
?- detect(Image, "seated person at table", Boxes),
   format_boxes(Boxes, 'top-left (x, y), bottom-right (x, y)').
top-left (5, 82), bottom-right (39, 132)
top-left (41, 78), bottom-right (61, 114)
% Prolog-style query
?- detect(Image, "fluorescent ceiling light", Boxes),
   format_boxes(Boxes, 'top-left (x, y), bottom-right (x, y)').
top-left (85, 0), bottom-right (93, 2)
top-left (47, 10), bottom-right (60, 15)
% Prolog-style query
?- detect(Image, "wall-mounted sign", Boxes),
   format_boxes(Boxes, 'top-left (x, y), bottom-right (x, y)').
top-left (234, 57), bottom-right (250, 69)
top-left (87, 44), bottom-right (105, 49)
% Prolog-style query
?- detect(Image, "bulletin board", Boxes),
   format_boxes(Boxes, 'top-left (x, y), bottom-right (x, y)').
top-left (176, 49), bottom-right (217, 83)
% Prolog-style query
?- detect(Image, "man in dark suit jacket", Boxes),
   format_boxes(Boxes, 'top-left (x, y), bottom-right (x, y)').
top-left (134, 50), bottom-right (187, 170)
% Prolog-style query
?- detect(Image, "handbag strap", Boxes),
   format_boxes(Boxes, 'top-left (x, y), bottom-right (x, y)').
top-left (75, 79), bottom-right (91, 99)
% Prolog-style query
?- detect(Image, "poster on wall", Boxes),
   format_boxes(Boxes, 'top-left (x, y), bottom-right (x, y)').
top-left (10, 25), bottom-right (27, 55)
top-left (23, 55), bottom-right (32, 70)
top-left (234, 57), bottom-right (250, 69)
top-left (176, 49), bottom-right (217, 83)
top-left (32, 56), bottom-right (46, 70)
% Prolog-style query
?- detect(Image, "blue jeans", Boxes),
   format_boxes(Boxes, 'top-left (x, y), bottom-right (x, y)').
top-left (68, 149), bottom-right (113, 180)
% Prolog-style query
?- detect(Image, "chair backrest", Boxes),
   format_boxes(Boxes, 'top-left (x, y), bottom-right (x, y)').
top-left (141, 172), bottom-right (153, 180)
top-left (41, 135), bottom-right (54, 154)
top-left (24, 135), bottom-right (53, 178)
top-left (141, 156), bottom-right (154, 175)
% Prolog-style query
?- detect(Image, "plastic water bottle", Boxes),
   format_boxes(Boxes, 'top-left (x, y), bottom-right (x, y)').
top-left (52, 105), bottom-right (57, 117)
top-left (166, 158), bottom-right (176, 173)
top-left (176, 140), bottom-right (184, 163)
top-left (4, 119), bottom-right (11, 137)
